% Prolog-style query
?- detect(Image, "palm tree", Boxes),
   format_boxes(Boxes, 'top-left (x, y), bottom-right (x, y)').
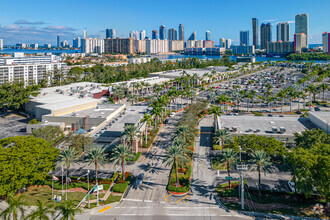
top-left (122, 124), bottom-right (141, 151)
top-left (209, 104), bottom-right (221, 124)
top-left (141, 113), bottom-right (152, 145)
top-left (213, 129), bottom-right (230, 147)
top-left (55, 200), bottom-right (82, 220)
top-left (306, 84), bottom-right (318, 103)
top-left (249, 90), bottom-right (257, 108)
top-left (276, 89), bottom-right (286, 113)
top-left (110, 144), bottom-right (134, 180)
top-left (85, 147), bottom-right (107, 183)
top-left (56, 148), bottom-right (79, 179)
top-left (249, 150), bottom-right (272, 189)
top-left (27, 200), bottom-right (54, 220)
top-left (318, 83), bottom-right (328, 101)
top-left (175, 125), bottom-right (195, 143)
top-left (162, 143), bottom-right (189, 187)
top-left (218, 148), bottom-right (238, 188)
top-left (0, 194), bottom-right (26, 220)
top-left (218, 94), bottom-right (230, 113)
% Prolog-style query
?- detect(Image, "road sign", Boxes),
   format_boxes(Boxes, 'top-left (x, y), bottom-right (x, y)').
top-left (225, 176), bottom-right (233, 180)
top-left (98, 185), bottom-right (103, 191)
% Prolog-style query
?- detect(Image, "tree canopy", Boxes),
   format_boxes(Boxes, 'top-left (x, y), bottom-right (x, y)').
top-left (0, 83), bottom-right (40, 110)
top-left (287, 129), bottom-right (330, 202)
top-left (32, 126), bottom-right (65, 146)
top-left (0, 136), bottom-right (59, 197)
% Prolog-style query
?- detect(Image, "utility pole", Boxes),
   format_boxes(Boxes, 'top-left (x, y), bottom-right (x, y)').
top-left (236, 164), bottom-right (248, 210)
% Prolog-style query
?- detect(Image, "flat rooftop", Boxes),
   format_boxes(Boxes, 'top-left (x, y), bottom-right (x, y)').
top-left (110, 76), bottom-right (170, 87)
top-left (60, 104), bottom-right (124, 119)
top-left (31, 94), bottom-right (98, 111)
top-left (107, 105), bottom-right (148, 132)
top-left (309, 112), bottom-right (330, 124)
top-left (220, 116), bottom-right (314, 136)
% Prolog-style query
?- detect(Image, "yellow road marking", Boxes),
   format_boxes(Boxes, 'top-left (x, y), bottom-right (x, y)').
top-left (149, 186), bottom-right (155, 200)
top-left (174, 193), bottom-right (190, 204)
top-left (203, 160), bottom-right (205, 170)
top-left (164, 191), bottom-right (172, 202)
top-left (98, 206), bottom-right (111, 213)
top-left (181, 195), bottom-right (191, 204)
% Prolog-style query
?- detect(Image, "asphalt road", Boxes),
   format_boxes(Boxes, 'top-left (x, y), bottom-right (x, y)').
top-left (77, 115), bottom-right (251, 220)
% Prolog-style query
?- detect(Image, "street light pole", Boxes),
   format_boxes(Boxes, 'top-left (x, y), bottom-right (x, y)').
top-left (65, 168), bottom-right (67, 201)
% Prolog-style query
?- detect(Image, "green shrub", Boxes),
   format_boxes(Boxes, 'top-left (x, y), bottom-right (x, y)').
top-left (28, 119), bottom-right (40, 124)
top-left (112, 182), bottom-right (128, 193)
top-left (127, 152), bottom-right (141, 162)
top-left (213, 145), bottom-right (222, 151)
top-left (252, 111), bottom-right (263, 116)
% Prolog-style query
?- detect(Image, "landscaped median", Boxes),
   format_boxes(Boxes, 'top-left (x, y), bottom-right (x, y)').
top-left (166, 102), bottom-right (207, 196)
top-left (112, 172), bottom-right (132, 195)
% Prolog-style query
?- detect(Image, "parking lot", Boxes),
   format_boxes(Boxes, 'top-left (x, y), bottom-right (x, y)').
top-left (0, 114), bottom-right (29, 139)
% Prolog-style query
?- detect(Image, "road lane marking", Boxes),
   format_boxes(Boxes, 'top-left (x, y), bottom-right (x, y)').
top-left (149, 186), bottom-right (155, 200)
top-left (98, 206), bottom-right (111, 213)
top-left (174, 193), bottom-right (190, 204)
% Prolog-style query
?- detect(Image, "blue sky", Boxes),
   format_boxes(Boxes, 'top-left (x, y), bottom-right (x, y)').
top-left (0, 0), bottom-right (329, 45)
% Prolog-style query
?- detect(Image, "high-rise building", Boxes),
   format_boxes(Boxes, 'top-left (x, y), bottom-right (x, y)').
top-left (252, 18), bottom-right (259, 49)
top-left (168, 40), bottom-right (184, 51)
top-left (104, 38), bottom-right (134, 54)
top-left (322, 32), bottom-right (330, 54)
top-left (106, 29), bottom-right (116, 39)
top-left (57, 36), bottom-right (61, 47)
top-left (83, 30), bottom-right (87, 39)
top-left (179, 24), bottom-right (184, 41)
top-left (239, 30), bottom-right (249, 46)
top-left (267, 41), bottom-right (293, 55)
top-left (188, 31), bottom-right (197, 41)
top-left (295, 13), bottom-right (308, 47)
top-left (232, 45), bottom-right (255, 54)
top-left (129, 31), bottom-right (139, 40)
top-left (203, 40), bottom-right (214, 48)
top-left (294, 33), bottom-right (307, 53)
top-left (152, 30), bottom-right (158, 40)
top-left (140, 30), bottom-right (146, 40)
top-left (260, 23), bottom-right (272, 49)
top-left (134, 40), bottom-right (146, 53)
top-left (146, 39), bottom-right (168, 54)
top-left (226, 39), bottom-right (232, 49)
top-left (168, 28), bottom-right (178, 41)
top-left (61, 40), bottom-right (69, 48)
top-left (277, 22), bottom-right (290, 42)
top-left (31, 43), bottom-right (38, 50)
top-left (0, 39), bottom-right (3, 50)
top-left (73, 37), bottom-right (81, 48)
top-left (205, 30), bottom-right (211, 41)
top-left (81, 38), bottom-right (104, 54)
top-left (219, 38), bottom-right (226, 48)
top-left (44, 44), bottom-right (51, 49)
top-left (159, 25), bottom-right (166, 40)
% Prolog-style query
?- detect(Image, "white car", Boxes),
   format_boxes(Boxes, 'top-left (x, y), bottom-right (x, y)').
top-left (288, 181), bottom-right (295, 192)
top-left (170, 112), bottom-right (176, 117)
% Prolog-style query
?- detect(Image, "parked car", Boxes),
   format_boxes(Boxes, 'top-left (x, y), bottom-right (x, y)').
top-left (170, 112), bottom-right (176, 117)
top-left (314, 107), bottom-right (321, 111)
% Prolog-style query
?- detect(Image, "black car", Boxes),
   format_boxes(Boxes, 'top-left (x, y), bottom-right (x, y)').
top-left (268, 114), bottom-right (273, 117)
top-left (314, 107), bottom-right (321, 111)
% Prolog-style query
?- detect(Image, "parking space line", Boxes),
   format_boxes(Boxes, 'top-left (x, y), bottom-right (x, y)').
top-left (174, 193), bottom-right (190, 204)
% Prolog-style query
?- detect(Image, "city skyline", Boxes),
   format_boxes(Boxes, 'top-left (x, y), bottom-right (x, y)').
top-left (0, 0), bottom-right (329, 45)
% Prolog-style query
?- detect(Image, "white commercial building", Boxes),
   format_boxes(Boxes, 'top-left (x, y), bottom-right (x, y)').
top-left (0, 52), bottom-right (57, 65)
top-left (0, 39), bottom-right (3, 50)
top-left (226, 39), bottom-right (232, 49)
top-left (309, 112), bottom-right (330, 134)
top-left (129, 57), bottom-right (151, 64)
top-left (146, 39), bottom-right (168, 54)
top-left (81, 38), bottom-right (104, 54)
top-left (186, 40), bottom-right (203, 48)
